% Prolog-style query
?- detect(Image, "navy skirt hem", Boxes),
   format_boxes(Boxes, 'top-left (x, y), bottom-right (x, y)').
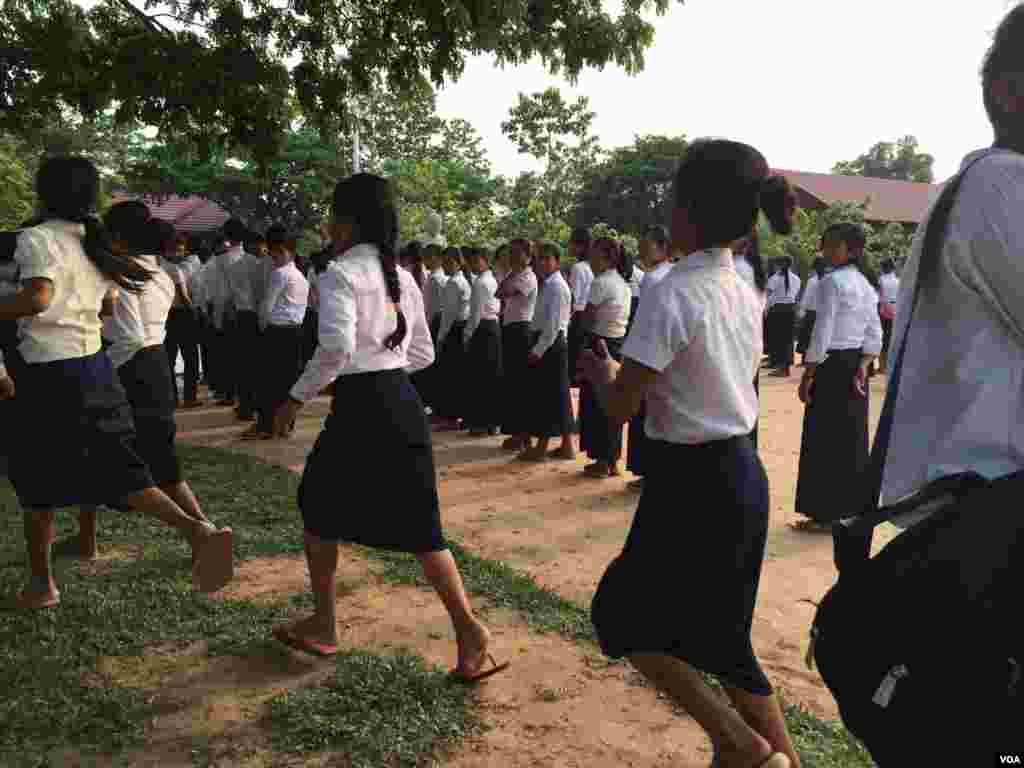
top-left (465, 319), bottom-right (503, 429)
top-left (794, 348), bottom-right (869, 523)
top-left (578, 335), bottom-right (625, 463)
top-left (298, 369), bottom-right (445, 553)
top-left (118, 345), bottom-right (181, 487)
top-left (8, 351), bottom-right (154, 509)
top-left (591, 436), bottom-right (773, 696)
top-left (527, 332), bottom-right (573, 438)
top-left (500, 322), bottom-right (532, 435)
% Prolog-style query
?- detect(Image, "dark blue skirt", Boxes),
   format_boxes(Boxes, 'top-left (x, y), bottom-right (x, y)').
top-left (592, 435), bottom-right (773, 695)
top-left (298, 368), bottom-right (444, 553)
top-left (8, 351), bottom-right (154, 509)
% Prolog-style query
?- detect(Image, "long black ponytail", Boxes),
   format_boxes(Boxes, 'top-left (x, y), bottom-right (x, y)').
top-left (332, 173), bottom-right (406, 351)
top-left (780, 256), bottom-right (792, 295)
top-left (35, 156), bottom-right (153, 293)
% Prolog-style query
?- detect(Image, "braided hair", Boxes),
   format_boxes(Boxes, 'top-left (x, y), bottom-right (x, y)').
top-left (35, 156), bottom-right (152, 292)
top-left (332, 174), bottom-right (406, 351)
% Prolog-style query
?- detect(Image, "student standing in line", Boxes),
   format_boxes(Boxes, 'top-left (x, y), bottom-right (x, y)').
top-left (518, 241), bottom-right (575, 462)
top-left (433, 247), bottom-right (471, 430)
top-left (795, 256), bottom-right (826, 367)
top-left (462, 247), bottom-right (504, 437)
top-left (627, 258), bottom-right (645, 332)
top-left (159, 222), bottom-right (202, 409)
top-left (102, 201), bottom-right (230, 565)
top-left (566, 227), bottom-right (594, 389)
top-left (0, 157), bottom-right (232, 610)
top-left (190, 242), bottom-right (214, 385)
top-left (424, 244), bottom-right (448, 343)
top-left (877, 258), bottom-right (899, 374)
top-left (793, 223), bottom-right (882, 534)
top-left (581, 140), bottom-right (799, 768)
top-left (270, 174), bottom-right (507, 682)
top-left (243, 224), bottom-right (310, 440)
top-left (626, 225), bottom-right (672, 492)
top-left (208, 233), bottom-right (241, 405)
top-left (226, 225), bottom-right (264, 420)
top-left (764, 257), bottom-right (800, 377)
top-left (577, 238), bottom-right (632, 478)
top-left (497, 239), bottom-right (538, 452)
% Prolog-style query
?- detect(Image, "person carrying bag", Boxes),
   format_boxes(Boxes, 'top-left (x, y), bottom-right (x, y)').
top-left (807, 93), bottom-right (1024, 764)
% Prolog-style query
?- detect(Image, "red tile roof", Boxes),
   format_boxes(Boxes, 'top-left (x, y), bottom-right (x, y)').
top-left (771, 169), bottom-right (941, 225)
top-left (108, 192), bottom-right (230, 233)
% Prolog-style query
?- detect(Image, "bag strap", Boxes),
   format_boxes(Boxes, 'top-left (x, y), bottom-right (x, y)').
top-left (835, 151), bottom-right (994, 558)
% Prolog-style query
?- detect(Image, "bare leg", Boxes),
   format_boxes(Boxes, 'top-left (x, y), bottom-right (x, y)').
top-left (724, 686), bottom-right (800, 768)
top-left (416, 549), bottom-right (490, 676)
top-left (78, 505), bottom-right (98, 559)
top-left (285, 531), bottom-right (341, 646)
top-left (629, 654), bottom-right (772, 768)
top-left (23, 508), bottom-right (59, 601)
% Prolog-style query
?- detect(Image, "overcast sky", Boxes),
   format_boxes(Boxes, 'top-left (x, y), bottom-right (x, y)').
top-left (435, 0), bottom-right (1018, 183)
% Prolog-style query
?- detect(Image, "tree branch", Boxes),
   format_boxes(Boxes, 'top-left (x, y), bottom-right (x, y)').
top-left (111, 0), bottom-right (174, 37)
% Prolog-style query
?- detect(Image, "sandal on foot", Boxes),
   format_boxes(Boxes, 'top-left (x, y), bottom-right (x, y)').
top-left (15, 588), bottom-right (60, 610)
top-left (272, 625), bottom-right (340, 657)
top-left (450, 653), bottom-right (510, 685)
top-left (193, 526), bottom-right (234, 593)
top-left (547, 447), bottom-right (576, 461)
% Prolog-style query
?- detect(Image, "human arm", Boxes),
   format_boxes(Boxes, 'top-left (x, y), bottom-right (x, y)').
top-left (0, 279), bottom-right (52, 320)
top-left (854, 284), bottom-right (884, 396)
top-left (799, 276), bottom-right (838, 402)
top-left (464, 277), bottom-right (483, 345)
top-left (100, 286), bottom-right (119, 318)
top-left (405, 280), bottom-right (436, 374)
top-left (260, 269), bottom-right (286, 331)
top-left (437, 281), bottom-right (456, 348)
top-left (287, 267), bottom-right (357, 404)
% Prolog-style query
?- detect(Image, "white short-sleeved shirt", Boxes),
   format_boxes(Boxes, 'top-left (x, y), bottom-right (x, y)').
top-left (587, 270), bottom-right (631, 339)
top-left (14, 220), bottom-right (113, 364)
top-left (290, 244), bottom-right (433, 401)
top-left (766, 270), bottom-right (801, 307)
top-left (803, 266), bottom-right (883, 364)
top-left (880, 272), bottom-right (900, 305)
top-left (569, 260), bottom-right (594, 311)
top-left (882, 148), bottom-right (1024, 507)
top-left (623, 248), bottom-right (761, 444)
top-left (104, 254), bottom-right (175, 368)
top-left (637, 261), bottom-right (672, 305)
top-left (260, 261), bottom-right (309, 329)
top-left (629, 265), bottom-right (645, 298)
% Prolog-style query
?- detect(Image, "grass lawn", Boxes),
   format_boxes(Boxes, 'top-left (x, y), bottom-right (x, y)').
top-left (0, 444), bottom-right (873, 767)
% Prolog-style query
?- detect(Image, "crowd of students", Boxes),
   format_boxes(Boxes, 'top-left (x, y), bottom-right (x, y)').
top-left (4, 5), bottom-right (1024, 762)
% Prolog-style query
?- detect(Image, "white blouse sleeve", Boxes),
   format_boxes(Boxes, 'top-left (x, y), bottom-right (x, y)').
top-left (863, 284), bottom-right (884, 356)
top-left (621, 283), bottom-right (691, 373)
top-left (437, 281), bottom-right (457, 347)
top-left (15, 229), bottom-right (58, 282)
top-left (804, 276), bottom-right (837, 364)
top-left (404, 279), bottom-right (436, 374)
top-left (290, 267), bottom-right (357, 402)
top-left (464, 277), bottom-right (483, 344)
top-left (0, 347), bottom-right (6, 377)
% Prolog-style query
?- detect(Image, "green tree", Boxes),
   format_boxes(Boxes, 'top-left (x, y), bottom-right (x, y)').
top-left (574, 133), bottom-right (687, 233)
top-left (1, 0), bottom-right (679, 166)
top-left (0, 137), bottom-right (34, 228)
top-left (833, 136), bottom-right (935, 183)
top-left (501, 87), bottom-right (603, 222)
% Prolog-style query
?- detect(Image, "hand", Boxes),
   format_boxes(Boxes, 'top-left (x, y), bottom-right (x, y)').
top-left (798, 373), bottom-right (814, 404)
top-left (578, 349), bottom-right (618, 387)
top-left (853, 362), bottom-right (870, 398)
top-left (0, 375), bottom-right (14, 400)
top-left (527, 352), bottom-right (542, 366)
top-left (273, 399), bottom-right (302, 437)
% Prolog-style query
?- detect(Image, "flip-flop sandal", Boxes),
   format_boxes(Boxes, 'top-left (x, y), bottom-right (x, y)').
top-left (273, 625), bottom-right (340, 657)
top-left (15, 589), bottom-right (60, 610)
top-left (193, 527), bottom-right (234, 593)
top-left (449, 653), bottom-right (510, 685)
top-left (790, 519), bottom-right (833, 534)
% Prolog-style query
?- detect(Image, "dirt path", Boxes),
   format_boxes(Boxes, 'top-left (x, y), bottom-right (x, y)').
top-left (173, 373), bottom-right (895, 765)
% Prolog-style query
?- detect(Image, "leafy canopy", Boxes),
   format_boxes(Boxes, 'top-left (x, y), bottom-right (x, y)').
top-left (833, 136), bottom-right (935, 184)
top-left (1, 0), bottom-right (679, 165)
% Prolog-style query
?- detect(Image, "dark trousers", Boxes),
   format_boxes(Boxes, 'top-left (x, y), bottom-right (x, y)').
top-left (165, 306), bottom-right (200, 405)
top-left (210, 313), bottom-right (237, 400)
top-left (256, 325), bottom-right (304, 432)
top-left (234, 310), bottom-right (260, 417)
